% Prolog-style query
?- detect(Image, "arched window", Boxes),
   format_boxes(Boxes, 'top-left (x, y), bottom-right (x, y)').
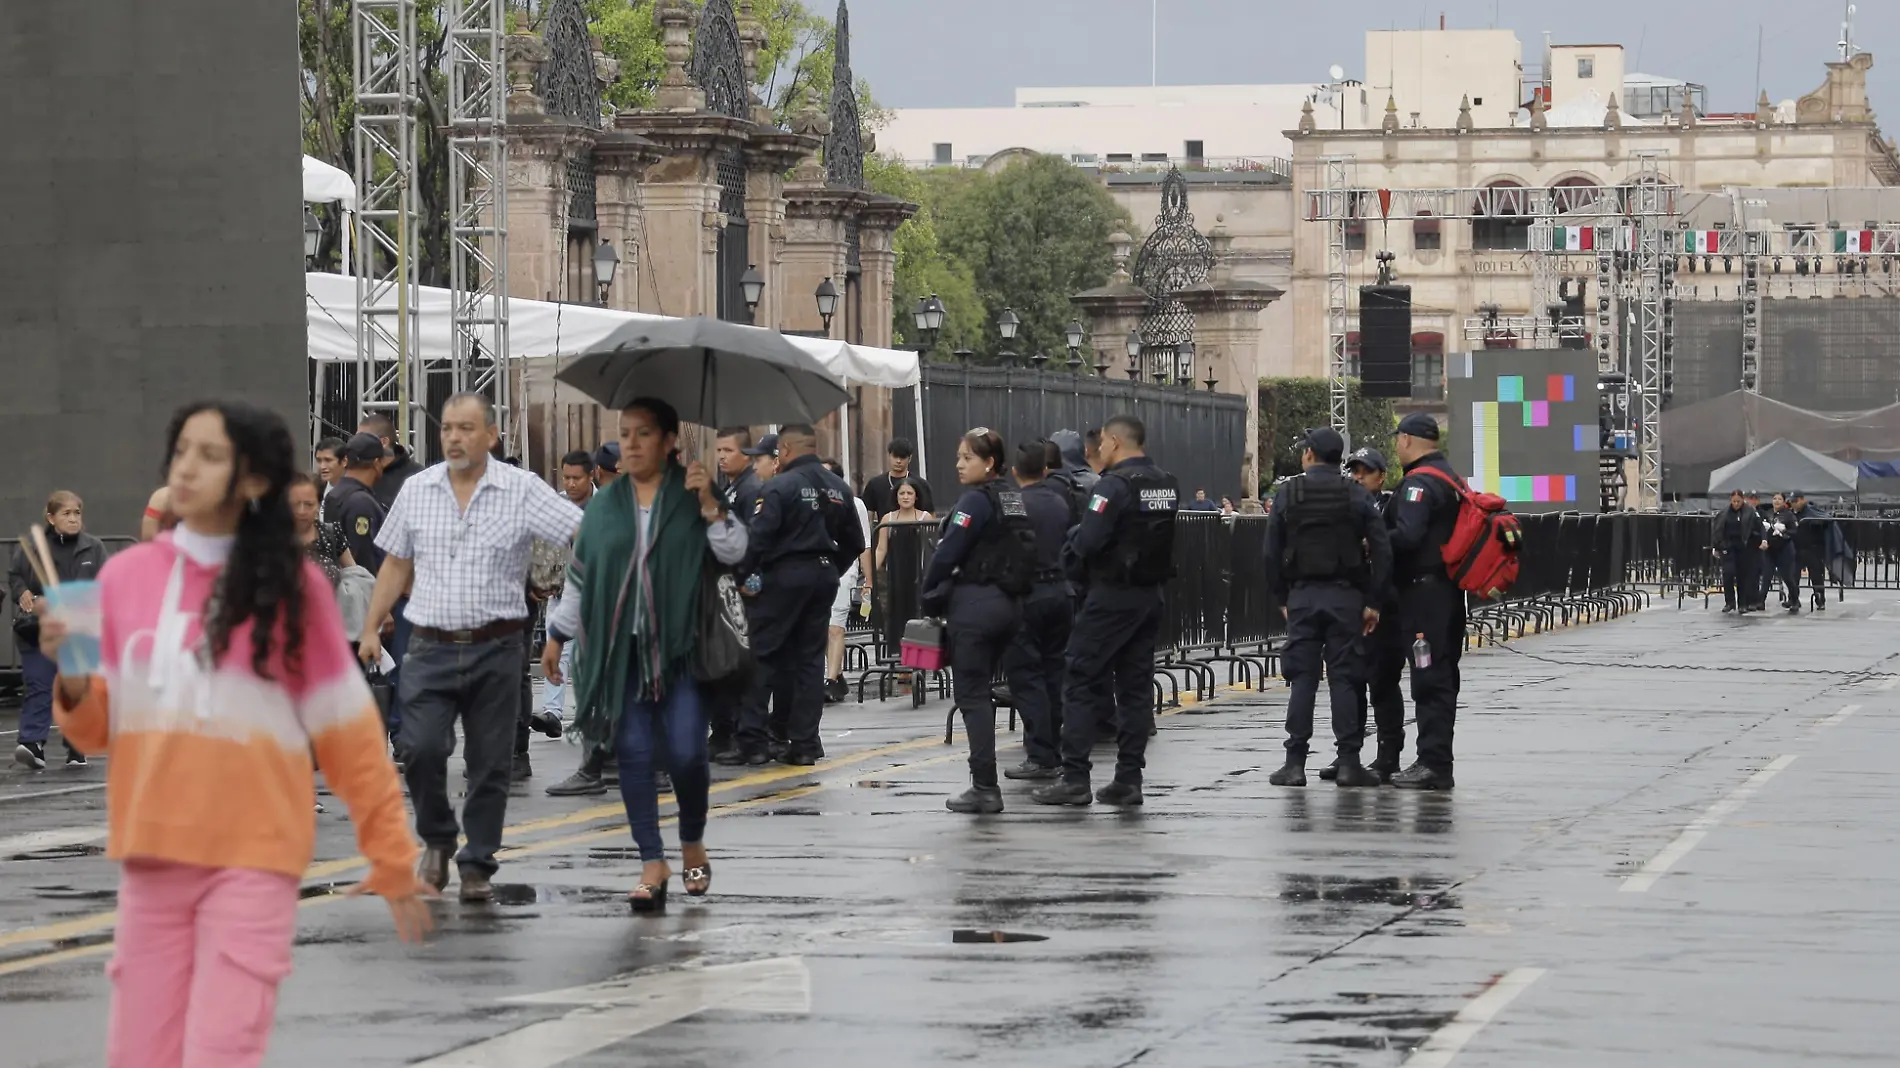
top-left (1473, 179), bottom-right (1530, 251)
top-left (1549, 175), bottom-right (1603, 217)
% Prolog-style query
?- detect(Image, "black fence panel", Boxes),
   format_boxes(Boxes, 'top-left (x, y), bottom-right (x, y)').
top-left (893, 365), bottom-right (1248, 503)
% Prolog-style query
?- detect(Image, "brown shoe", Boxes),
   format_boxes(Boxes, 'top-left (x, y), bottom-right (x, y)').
top-left (458, 866), bottom-right (493, 903)
top-left (417, 845), bottom-right (452, 892)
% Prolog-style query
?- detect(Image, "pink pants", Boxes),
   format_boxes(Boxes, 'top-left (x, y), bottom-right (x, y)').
top-left (107, 859), bottom-right (301, 1068)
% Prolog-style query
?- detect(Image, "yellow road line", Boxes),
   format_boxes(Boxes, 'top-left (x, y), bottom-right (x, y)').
top-left (0, 732), bottom-right (948, 957)
top-left (0, 682), bottom-right (1253, 974)
top-left (0, 784), bottom-right (832, 980)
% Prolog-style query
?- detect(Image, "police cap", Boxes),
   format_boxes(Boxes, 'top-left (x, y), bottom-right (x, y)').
top-left (341, 432), bottom-right (390, 466)
top-left (1345, 446), bottom-right (1387, 473)
top-left (1396, 412), bottom-right (1442, 441)
top-left (593, 441), bottom-right (621, 472)
top-left (1296, 426), bottom-right (1346, 464)
top-left (744, 433), bottom-right (780, 457)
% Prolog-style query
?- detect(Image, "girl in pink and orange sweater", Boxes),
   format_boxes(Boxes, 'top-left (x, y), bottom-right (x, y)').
top-left (46, 400), bottom-right (433, 1068)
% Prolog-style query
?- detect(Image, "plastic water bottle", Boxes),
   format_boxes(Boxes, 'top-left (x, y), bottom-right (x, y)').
top-left (1411, 633), bottom-right (1432, 670)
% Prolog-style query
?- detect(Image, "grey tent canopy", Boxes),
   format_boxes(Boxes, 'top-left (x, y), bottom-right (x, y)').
top-left (1706, 439), bottom-right (1859, 496)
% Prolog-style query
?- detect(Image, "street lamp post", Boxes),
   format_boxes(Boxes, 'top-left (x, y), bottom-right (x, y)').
top-left (913, 294), bottom-right (945, 354)
top-left (815, 277), bottom-right (839, 337)
top-left (1064, 319), bottom-right (1085, 371)
top-left (740, 264), bottom-right (765, 324)
top-left (1175, 339), bottom-right (1195, 387)
top-left (592, 239), bottom-right (620, 307)
top-left (997, 306), bottom-right (1020, 367)
top-left (1124, 332), bottom-right (1143, 380)
top-left (302, 204), bottom-right (321, 262)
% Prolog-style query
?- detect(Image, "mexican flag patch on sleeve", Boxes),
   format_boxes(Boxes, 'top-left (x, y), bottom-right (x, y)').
top-left (1088, 495), bottom-right (1110, 513)
top-left (1404, 486), bottom-right (1426, 503)
top-left (951, 511), bottom-right (972, 528)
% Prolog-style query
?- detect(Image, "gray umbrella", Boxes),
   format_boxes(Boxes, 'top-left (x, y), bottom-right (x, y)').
top-left (555, 316), bottom-right (850, 425)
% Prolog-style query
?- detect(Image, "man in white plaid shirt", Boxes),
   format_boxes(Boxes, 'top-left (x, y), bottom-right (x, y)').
top-left (358, 392), bottom-right (583, 902)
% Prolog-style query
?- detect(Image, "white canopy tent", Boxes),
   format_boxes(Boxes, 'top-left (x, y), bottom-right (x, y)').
top-left (302, 155), bottom-right (356, 274)
top-left (305, 273), bottom-right (924, 478)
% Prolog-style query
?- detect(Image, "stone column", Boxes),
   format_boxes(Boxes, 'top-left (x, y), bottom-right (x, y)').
top-left (591, 129), bottom-right (664, 312)
top-left (1178, 226), bottom-right (1284, 500)
top-left (1070, 231), bottom-right (1151, 378)
top-left (612, 112), bottom-right (751, 319)
top-left (743, 130), bottom-right (823, 330)
top-left (781, 185), bottom-right (859, 336)
top-left (503, 32), bottom-right (597, 305)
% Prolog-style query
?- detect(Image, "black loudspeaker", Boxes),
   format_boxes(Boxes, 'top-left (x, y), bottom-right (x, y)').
top-left (1358, 285), bottom-right (1413, 398)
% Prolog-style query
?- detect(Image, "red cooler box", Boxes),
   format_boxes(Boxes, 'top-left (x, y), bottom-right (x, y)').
top-left (899, 618), bottom-right (948, 671)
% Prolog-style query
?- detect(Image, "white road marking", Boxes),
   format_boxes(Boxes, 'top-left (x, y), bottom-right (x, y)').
top-left (412, 956), bottom-right (811, 1067)
top-left (1818, 704), bottom-right (1862, 728)
top-left (0, 783), bottom-right (106, 805)
top-left (0, 826), bottom-right (107, 855)
top-left (1877, 678), bottom-right (1898, 692)
top-left (1403, 967), bottom-right (1547, 1067)
top-left (1621, 755), bottom-right (1798, 893)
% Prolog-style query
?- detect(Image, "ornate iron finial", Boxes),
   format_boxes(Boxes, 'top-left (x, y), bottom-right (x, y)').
top-left (689, 0), bottom-right (749, 121)
top-left (825, 0), bottom-right (864, 190)
top-left (537, 0), bottom-right (604, 127)
top-left (1132, 168), bottom-right (1214, 350)
top-left (1298, 98), bottom-right (1316, 134)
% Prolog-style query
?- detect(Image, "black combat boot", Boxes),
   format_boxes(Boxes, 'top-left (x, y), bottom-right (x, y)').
top-left (1332, 755), bottom-right (1381, 788)
top-left (1390, 761), bottom-right (1455, 791)
top-left (1268, 759), bottom-right (1307, 787)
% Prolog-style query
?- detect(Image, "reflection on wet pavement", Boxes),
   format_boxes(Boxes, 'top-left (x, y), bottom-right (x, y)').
top-left (6, 597), bottom-right (1900, 1064)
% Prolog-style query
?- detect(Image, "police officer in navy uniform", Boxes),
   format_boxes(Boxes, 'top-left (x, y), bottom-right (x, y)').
top-left (329, 432), bottom-right (391, 577)
top-left (1264, 428), bottom-right (1392, 788)
top-left (739, 424), bottom-right (865, 766)
top-left (1317, 445), bottom-right (1408, 784)
top-left (1713, 489), bottom-right (1764, 614)
top-left (1030, 414), bottom-right (1177, 808)
top-left (921, 428), bottom-right (1037, 813)
top-left (1387, 412), bottom-right (1464, 791)
top-left (1000, 440), bottom-right (1078, 783)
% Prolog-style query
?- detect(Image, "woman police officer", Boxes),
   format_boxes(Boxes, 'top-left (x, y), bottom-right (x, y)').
top-left (921, 428), bottom-right (1037, 814)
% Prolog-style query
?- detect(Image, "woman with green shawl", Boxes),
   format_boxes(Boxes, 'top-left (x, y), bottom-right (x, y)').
top-left (541, 397), bottom-right (748, 913)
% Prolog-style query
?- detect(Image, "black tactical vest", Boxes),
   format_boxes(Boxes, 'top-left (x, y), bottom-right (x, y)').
top-left (1282, 475), bottom-right (1366, 583)
top-left (961, 480), bottom-right (1037, 596)
top-left (1096, 465), bottom-right (1179, 587)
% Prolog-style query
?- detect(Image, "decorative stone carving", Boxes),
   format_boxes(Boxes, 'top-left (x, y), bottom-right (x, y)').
top-left (653, 0), bottom-right (703, 111)
top-left (1604, 92), bottom-right (1622, 130)
top-left (1457, 95), bottom-right (1473, 133)
top-left (506, 32), bottom-right (551, 116)
top-left (1680, 95), bottom-right (1697, 129)
top-left (1298, 98), bottom-right (1316, 134)
top-left (1529, 92), bottom-right (1548, 132)
top-left (1796, 52), bottom-right (1875, 125)
top-left (1756, 90), bottom-right (1774, 126)
top-left (1381, 94), bottom-right (1400, 134)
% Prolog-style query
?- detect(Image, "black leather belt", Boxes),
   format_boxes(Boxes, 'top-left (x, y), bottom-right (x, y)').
top-left (413, 618), bottom-right (528, 644)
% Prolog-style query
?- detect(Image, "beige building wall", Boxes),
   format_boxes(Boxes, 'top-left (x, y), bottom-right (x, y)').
top-left (1364, 30), bottom-right (1524, 130)
top-left (1549, 45), bottom-right (1627, 111)
top-left (1285, 113), bottom-right (1900, 381)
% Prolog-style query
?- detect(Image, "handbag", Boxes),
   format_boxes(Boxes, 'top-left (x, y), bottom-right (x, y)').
top-left (692, 566), bottom-right (752, 685)
top-left (900, 617), bottom-right (948, 671)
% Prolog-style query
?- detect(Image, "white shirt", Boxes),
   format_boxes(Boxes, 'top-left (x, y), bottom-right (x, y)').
top-left (376, 459), bottom-right (583, 630)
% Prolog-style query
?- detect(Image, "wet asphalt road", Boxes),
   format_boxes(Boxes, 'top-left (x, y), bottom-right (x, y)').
top-left (3, 592), bottom-right (1899, 1066)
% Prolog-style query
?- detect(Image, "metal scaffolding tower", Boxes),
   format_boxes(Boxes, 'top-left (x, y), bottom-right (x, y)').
top-left (444, 0), bottom-right (512, 451)
top-left (1626, 158), bottom-right (1676, 510)
top-left (352, 0), bottom-right (422, 453)
top-left (1319, 157), bottom-right (1353, 430)
top-left (351, 0), bottom-right (423, 453)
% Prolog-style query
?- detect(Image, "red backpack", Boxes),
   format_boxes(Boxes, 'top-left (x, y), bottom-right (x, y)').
top-left (1412, 466), bottom-right (1523, 600)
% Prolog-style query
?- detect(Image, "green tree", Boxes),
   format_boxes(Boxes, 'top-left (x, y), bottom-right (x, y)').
top-left (1256, 378), bottom-right (1398, 491)
top-left (930, 155), bottom-right (1134, 362)
top-left (864, 154), bottom-right (981, 354)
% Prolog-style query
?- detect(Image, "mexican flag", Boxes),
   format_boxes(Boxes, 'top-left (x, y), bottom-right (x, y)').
top-left (1561, 226), bottom-right (1595, 251)
top-left (1834, 230), bottom-right (1875, 253)
top-left (1683, 231), bottom-right (1721, 254)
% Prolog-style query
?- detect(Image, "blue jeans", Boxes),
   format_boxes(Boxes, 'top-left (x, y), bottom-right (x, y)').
top-left (18, 641), bottom-right (54, 745)
top-left (616, 672), bottom-right (710, 863)
top-left (383, 598), bottom-right (412, 736)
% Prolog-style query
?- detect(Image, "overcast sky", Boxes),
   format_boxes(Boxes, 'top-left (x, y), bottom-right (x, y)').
top-left (845, 0), bottom-right (1896, 123)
